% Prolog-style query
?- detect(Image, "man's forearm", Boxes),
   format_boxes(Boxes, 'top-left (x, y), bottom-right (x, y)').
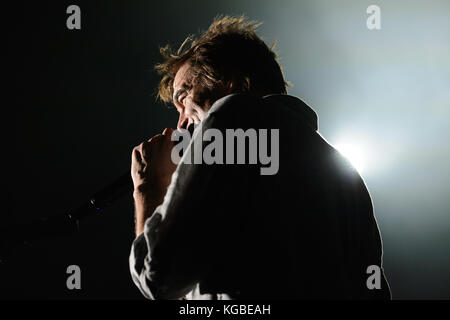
top-left (133, 183), bottom-right (167, 237)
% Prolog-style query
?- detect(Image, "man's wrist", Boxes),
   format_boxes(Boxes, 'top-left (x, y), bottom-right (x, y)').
top-left (133, 180), bottom-right (166, 200)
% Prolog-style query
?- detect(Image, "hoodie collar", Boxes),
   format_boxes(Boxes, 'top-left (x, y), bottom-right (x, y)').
top-left (262, 94), bottom-right (318, 131)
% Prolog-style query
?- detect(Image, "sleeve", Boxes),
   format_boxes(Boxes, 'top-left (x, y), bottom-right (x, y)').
top-left (129, 95), bottom-right (251, 300)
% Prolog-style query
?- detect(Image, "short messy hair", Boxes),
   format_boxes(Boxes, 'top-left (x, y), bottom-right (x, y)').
top-left (155, 15), bottom-right (289, 105)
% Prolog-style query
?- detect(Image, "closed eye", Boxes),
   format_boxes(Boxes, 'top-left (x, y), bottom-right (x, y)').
top-left (178, 92), bottom-right (187, 104)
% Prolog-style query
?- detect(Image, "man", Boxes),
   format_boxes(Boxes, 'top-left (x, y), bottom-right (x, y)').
top-left (129, 15), bottom-right (390, 299)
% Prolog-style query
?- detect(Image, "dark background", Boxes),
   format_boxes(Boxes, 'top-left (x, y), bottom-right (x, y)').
top-left (2, 0), bottom-right (450, 299)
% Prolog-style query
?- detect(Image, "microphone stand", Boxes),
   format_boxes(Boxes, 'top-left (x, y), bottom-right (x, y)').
top-left (0, 171), bottom-right (133, 263)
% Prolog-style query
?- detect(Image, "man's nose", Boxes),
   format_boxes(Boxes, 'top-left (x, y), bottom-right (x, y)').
top-left (177, 113), bottom-right (192, 130)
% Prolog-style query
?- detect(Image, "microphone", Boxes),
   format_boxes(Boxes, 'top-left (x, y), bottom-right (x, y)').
top-left (0, 125), bottom-right (197, 262)
top-left (0, 171), bottom-right (133, 262)
top-left (78, 123), bottom-right (195, 220)
top-left (73, 170), bottom-right (133, 220)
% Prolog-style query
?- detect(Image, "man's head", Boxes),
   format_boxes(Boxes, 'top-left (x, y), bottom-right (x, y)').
top-left (155, 15), bottom-right (289, 129)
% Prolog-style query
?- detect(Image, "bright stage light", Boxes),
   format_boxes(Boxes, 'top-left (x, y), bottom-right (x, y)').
top-left (334, 142), bottom-right (366, 174)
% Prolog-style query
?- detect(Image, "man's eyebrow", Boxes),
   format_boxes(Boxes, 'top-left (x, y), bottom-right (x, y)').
top-left (173, 84), bottom-right (191, 102)
top-left (173, 88), bottom-right (185, 102)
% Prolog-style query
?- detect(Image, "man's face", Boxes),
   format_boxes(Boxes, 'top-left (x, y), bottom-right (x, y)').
top-left (172, 63), bottom-right (229, 130)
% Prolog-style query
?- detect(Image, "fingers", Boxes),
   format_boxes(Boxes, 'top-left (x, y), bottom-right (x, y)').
top-left (132, 140), bottom-right (152, 166)
top-left (132, 128), bottom-right (175, 162)
top-left (148, 134), bottom-right (162, 142)
top-left (162, 127), bottom-right (174, 136)
top-left (132, 145), bottom-right (143, 164)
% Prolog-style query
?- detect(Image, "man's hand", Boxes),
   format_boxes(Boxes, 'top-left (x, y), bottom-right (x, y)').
top-left (131, 128), bottom-right (177, 237)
